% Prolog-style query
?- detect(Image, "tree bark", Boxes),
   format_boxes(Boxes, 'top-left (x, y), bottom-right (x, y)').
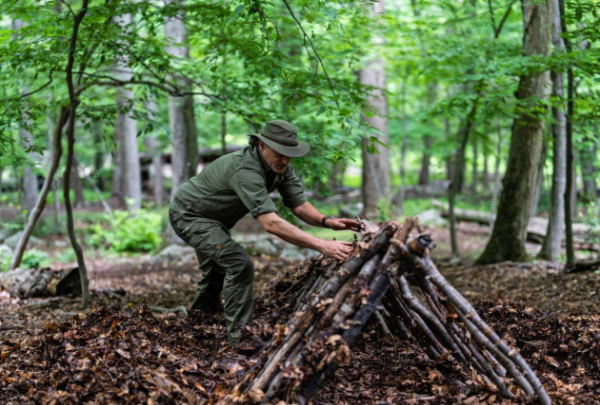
top-left (539, 0), bottom-right (566, 262)
top-left (13, 20), bottom-right (39, 214)
top-left (477, 0), bottom-right (552, 265)
top-left (64, 0), bottom-right (91, 308)
top-left (144, 98), bottom-right (164, 207)
top-left (114, 13), bottom-right (142, 210)
top-left (580, 138), bottom-right (598, 203)
top-left (0, 267), bottom-right (80, 298)
top-left (9, 108), bottom-right (69, 270)
top-left (92, 120), bottom-right (105, 191)
top-left (164, 0), bottom-right (199, 199)
top-left (470, 138), bottom-right (478, 193)
top-left (71, 155), bottom-right (85, 208)
top-left (360, 0), bottom-right (389, 219)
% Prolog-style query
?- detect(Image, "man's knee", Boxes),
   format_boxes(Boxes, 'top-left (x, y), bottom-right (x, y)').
top-left (221, 241), bottom-right (254, 283)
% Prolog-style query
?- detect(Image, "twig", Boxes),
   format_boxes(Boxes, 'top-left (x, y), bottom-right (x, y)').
top-left (149, 305), bottom-right (188, 317)
top-left (281, 0), bottom-right (341, 111)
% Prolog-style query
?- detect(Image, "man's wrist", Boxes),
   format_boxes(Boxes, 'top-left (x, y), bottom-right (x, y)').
top-left (321, 215), bottom-right (334, 228)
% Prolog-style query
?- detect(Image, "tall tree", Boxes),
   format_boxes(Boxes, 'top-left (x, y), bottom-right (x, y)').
top-left (13, 19), bottom-right (38, 214)
top-left (539, 0), bottom-right (567, 262)
top-left (360, 0), bottom-right (389, 219)
top-left (477, 0), bottom-right (552, 264)
top-left (114, 13), bottom-right (142, 210)
top-left (164, 0), bottom-right (199, 198)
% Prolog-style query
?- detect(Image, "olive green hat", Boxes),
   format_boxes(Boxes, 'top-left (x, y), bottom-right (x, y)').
top-left (252, 119), bottom-right (310, 158)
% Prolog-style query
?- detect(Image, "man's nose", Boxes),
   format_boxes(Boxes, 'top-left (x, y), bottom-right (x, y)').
top-left (282, 156), bottom-right (291, 165)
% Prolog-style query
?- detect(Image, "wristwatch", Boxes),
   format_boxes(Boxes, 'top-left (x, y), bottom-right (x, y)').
top-left (321, 215), bottom-right (334, 228)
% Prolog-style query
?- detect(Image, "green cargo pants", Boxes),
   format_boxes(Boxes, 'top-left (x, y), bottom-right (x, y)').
top-left (169, 206), bottom-right (254, 345)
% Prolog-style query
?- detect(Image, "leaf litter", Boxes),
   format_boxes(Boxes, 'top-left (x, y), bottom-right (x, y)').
top-left (1, 255), bottom-right (600, 404)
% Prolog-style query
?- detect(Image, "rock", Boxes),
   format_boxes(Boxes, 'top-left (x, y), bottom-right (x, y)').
top-left (339, 203), bottom-right (363, 218)
top-left (300, 248), bottom-right (321, 260)
top-left (53, 240), bottom-right (69, 248)
top-left (158, 244), bottom-right (195, 259)
top-left (0, 244), bottom-right (13, 259)
top-left (281, 247), bottom-right (306, 262)
top-left (4, 232), bottom-right (43, 249)
top-left (0, 228), bottom-right (12, 243)
top-left (254, 239), bottom-right (278, 256)
top-left (415, 209), bottom-right (446, 228)
top-left (180, 253), bottom-right (196, 265)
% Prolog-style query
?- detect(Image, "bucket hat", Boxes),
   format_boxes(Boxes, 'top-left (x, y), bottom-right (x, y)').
top-left (252, 120), bottom-right (310, 158)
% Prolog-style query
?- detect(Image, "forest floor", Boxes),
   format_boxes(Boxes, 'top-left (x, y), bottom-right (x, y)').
top-left (1, 222), bottom-right (599, 404)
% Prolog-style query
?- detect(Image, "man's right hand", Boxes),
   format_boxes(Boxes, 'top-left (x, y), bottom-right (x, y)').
top-left (320, 240), bottom-right (354, 261)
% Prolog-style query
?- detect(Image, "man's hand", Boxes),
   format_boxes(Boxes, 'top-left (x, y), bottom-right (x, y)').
top-left (325, 218), bottom-right (365, 232)
top-left (320, 240), bottom-right (354, 261)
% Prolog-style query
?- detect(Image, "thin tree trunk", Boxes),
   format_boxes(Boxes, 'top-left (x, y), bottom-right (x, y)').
top-left (360, 0), bottom-right (389, 219)
top-left (92, 120), bottom-right (105, 191)
top-left (71, 155), bottom-right (85, 208)
top-left (111, 129), bottom-right (123, 198)
top-left (165, 0), bottom-right (199, 199)
top-left (114, 13), bottom-right (141, 210)
top-left (539, 0), bottom-right (566, 262)
top-left (483, 142), bottom-right (489, 190)
top-left (470, 138), bottom-right (478, 194)
top-left (559, 0), bottom-right (575, 267)
top-left (490, 120), bottom-right (503, 231)
top-left (47, 93), bottom-right (61, 225)
top-left (13, 20), bottom-right (39, 214)
top-left (530, 140), bottom-right (546, 217)
top-left (396, 69), bottom-right (410, 217)
top-left (9, 109), bottom-right (69, 270)
top-left (580, 139), bottom-right (598, 203)
top-left (64, 0), bottom-right (91, 308)
top-left (477, 0), bottom-right (552, 265)
top-left (144, 98), bottom-right (164, 207)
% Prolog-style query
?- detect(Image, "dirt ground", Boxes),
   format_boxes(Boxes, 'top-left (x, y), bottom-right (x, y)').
top-left (1, 223), bottom-right (599, 404)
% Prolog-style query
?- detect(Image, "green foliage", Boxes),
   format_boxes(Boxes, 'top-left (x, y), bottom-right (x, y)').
top-left (89, 210), bottom-right (162, 253)
top-left (21, 248), bottom-right (50, 270)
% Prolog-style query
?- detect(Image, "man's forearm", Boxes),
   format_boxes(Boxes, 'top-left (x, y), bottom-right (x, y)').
top-left (291, 202), bottom-right (326, 227)
top-left (258, 212), bottom-right (323, 250)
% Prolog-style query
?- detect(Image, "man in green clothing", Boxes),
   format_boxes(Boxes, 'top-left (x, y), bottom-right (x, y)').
top-left (169, 120), bottom-right (362, 345)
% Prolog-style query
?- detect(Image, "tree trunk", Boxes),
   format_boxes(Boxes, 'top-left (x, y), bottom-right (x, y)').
top-left (114, 13), bottom-right (141, 210)
top-left (530, 140), bottom-right (546, 217)
top-left (580, 138), bottom-right (598, 203)
top-left (93, 120), bottom-right (105, 191)
top-left (483, 141), bottom-right (489, 190)
top-left (477, 0), bottom-right (551, 265)
top-left (164, 0), bottom-right (199, 199)
top-left (539, 0), bottom-right (566, 262)
top-left (490, 119), bottom-right (503, 231)
top-left (0, 266), bottom-right (80, 298)
top-left (360, 0), bottom-right (389, 219)
top-left (9, 108), bottom-right (69, 271)
top-left (470, 138), bottom-right (478, 193)
top-left (13, 20), bottom-right (39, 214)
top-left (144, 99), bottom-right (164, 207)
top-left (71, 155), bottom-right (85, 208)
top-left (111, 128), bottom-right (123, 199)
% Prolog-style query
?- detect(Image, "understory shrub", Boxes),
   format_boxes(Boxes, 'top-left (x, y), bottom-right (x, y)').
top-left (89, 209), bottom-right (162, 253)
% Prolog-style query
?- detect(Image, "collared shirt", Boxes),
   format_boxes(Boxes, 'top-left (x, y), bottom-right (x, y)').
top-left (171, 145), bottom-right (307, 229)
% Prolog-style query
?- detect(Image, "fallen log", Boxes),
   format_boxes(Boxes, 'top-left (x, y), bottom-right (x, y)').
top-left (0, 266), bottom-right (81, 298)
top-left (219, 220), bottom-right (551, 405)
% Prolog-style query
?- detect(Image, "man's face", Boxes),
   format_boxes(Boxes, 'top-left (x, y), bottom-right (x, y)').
top-left (259, 141), bottom-right (291, 173)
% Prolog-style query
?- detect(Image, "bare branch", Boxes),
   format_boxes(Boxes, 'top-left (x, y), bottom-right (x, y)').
top-left (281, 0), bottom-right (341, 111)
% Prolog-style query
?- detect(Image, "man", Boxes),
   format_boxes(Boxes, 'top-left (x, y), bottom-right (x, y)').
top-left (169, 119), bottom-right (362, 345)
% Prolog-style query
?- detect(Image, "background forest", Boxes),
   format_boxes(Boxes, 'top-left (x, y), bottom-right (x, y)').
top-left (1, 0), bottom-right (600, 404)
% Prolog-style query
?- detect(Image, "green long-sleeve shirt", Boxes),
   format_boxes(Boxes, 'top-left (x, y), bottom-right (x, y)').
top-left (171, 145), bottom-right (307, 229)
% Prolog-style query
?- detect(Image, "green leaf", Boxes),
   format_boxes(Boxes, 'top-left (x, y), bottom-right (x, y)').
top-left (234, 4), bottom-right (245, 15)
top-left (316, 106), bottom-right (327, 116)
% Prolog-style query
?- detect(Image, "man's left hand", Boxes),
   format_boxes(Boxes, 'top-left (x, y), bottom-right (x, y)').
top-left (326, 218), bottom-right (364, 232)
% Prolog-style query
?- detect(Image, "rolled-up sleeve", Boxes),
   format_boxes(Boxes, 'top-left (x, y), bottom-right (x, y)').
top-left (278, 165), bottom-right (307, 209)
top-left (229, 169), bottom-right (277, 218)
